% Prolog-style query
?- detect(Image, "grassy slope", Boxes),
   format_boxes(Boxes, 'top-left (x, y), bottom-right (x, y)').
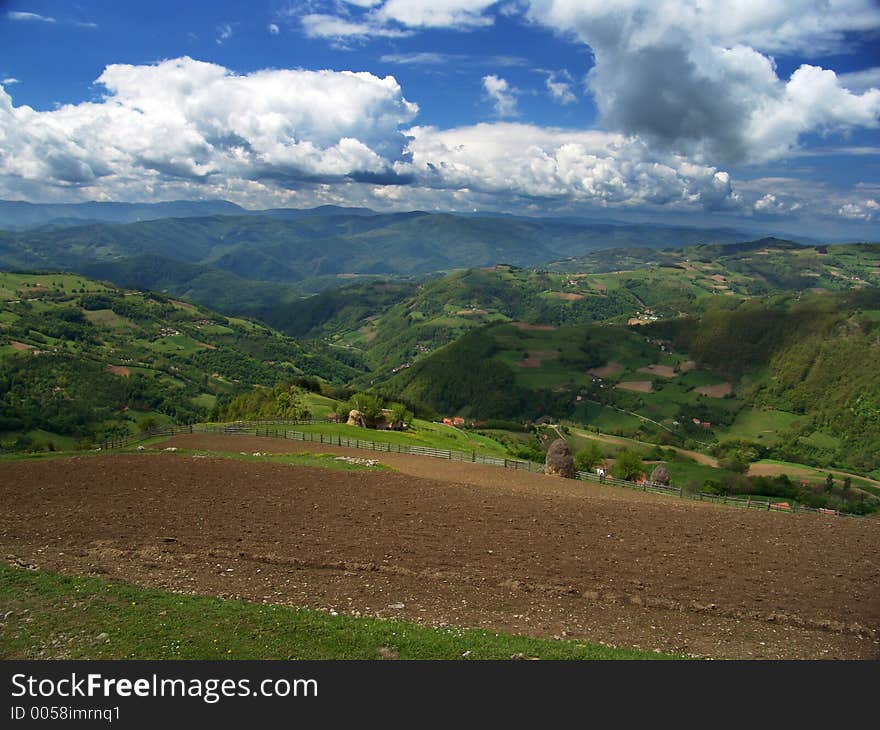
top-left (0, 564), bottom-right (674, 660)
top-left (219, 418), bottom-right (514, 459)
top-left (0, 272), bottom-right (361, 448)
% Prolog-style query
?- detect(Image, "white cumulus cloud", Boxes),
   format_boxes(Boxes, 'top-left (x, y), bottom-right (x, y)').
top-left (298, 0), bottom-right (498, 39)
top-left (838, 67), bottom-right (880, 93)
top-left (482, 75), bottom-right (519, 117)
top-left (545, 71), bottom-right (576, 105)
top-left (525, 1), bottom-right (880, 164)
top-left (300, 13), bottom-right (412, 40)
top-left (838, 198), bottom-right (880, 221)
top-left (0, 57), bottom-right (418, 200)
top-left (377, 0), bottom-right (498, 28)
top-left (397, 123), bottom-right (740, 211)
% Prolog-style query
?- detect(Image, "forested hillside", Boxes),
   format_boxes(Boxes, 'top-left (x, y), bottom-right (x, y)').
top-left (273, 241), bottom-right (879, 378)
top-left (0, 272), bottom-right (362, 449)
top-left (385, 289), bottom-right (880, 474)
top-left (651, 290), bottom-right (880, 470)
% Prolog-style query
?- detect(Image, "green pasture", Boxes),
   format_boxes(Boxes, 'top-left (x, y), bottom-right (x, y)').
top-left (0, 564), bottom-right (676, 660)
top-left (722, 408), bottom-right (803, 445)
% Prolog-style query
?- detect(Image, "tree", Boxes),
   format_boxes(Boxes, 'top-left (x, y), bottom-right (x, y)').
top-left (138, 415), bottom-right (160, 433)
top-left (612, 448), bottom-right (645, 481)
top-left (825, 473), bottom-right (834, 493)
top-left (274, 387), bottom-right (310, 420)
top-left (720, 452), bottom-right (749, 474)
top-left (575, 441), bottom-right (604, 472)
top-left (348, 392), bottom-right (384, 422)
top-left (389, 402), bottom-right (413, 430)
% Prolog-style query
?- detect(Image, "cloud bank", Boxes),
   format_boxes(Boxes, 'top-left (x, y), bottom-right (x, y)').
top-left (4, 0), bottom-right (880, 232)
top-left (0, 57), bottom-right (418, 200)
top-left (525, 0), bottom-right (880, 164)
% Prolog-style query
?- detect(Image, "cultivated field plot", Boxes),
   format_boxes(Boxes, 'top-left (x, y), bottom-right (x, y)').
top-left (1, 438), bottom-right (878, 660)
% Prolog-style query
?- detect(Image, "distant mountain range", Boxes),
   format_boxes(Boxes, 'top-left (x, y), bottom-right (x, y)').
top-left (0, 203), bottom-right (755, 294)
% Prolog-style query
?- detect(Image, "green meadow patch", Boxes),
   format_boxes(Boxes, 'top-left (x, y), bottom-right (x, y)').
top-left (723, 408), bottom-right (803, 446)
top-left (0, 564), bottom-right (676, 660)
top-left (257, 419), bottom-right (512, 458)
top-left (0, 447), bottom-right (393, 474)
top-left (153, 448), bottom-right (393, 472)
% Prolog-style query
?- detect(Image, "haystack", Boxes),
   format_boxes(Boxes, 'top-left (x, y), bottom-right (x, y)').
top-left (346, 409), bottom-right (367, 428)
top-left (545, 438), bottom-right (575, 478)
top-left (650, 464), bottom-right (670, 485)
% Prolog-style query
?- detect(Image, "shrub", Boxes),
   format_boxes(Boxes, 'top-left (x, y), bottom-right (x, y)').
top-left (612, 448), bottom-right (645, 481)
top-left (575, 441), bottom-right (604, 472)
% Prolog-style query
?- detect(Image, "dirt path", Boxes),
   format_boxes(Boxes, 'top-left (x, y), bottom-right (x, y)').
top-left (1, 442), bottom-right (878, 660)
top-left (571, 428), bottom-right (719, 467)
top-left (748, 461), bottom-right (880, 488)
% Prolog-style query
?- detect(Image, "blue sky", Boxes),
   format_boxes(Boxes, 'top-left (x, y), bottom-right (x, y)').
top-left (1, 0), bottom-right (879, 240)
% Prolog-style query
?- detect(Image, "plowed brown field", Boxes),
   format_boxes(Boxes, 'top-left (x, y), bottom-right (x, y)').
top-left (1, 434), bottom-right (878, 660)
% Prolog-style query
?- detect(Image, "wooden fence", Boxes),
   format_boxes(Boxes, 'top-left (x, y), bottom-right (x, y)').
top-left (108, 421), bottom-right (852, 518)
top-left (198, 423), bottom-right (544, 472)
top-left (574, 469), bottom-right (848, 517)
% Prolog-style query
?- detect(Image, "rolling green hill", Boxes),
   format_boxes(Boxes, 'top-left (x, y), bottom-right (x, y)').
top-left (0, 271), bottom-right (363, 450)
top-left (549, 239), bottom-right (880, 295)
top-left (275, 240), bottom-right (879, 380)
top-left (383, 288), bottom-right (880, 476)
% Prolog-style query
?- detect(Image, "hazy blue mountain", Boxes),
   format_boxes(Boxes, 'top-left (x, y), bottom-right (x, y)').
top-left (0, 199), bottom-right (247, 228)
top-left (0, 209), bottom-right (753, 282)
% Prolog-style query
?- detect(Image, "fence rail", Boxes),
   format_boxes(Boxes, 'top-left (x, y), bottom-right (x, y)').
top-left (195, 424), bottom-right (545, 473)
top-left (107, 421), bottom-right (854, 518)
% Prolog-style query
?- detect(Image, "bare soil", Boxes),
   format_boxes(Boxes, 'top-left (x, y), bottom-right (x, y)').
top-left (587, 361), bottom-right (622, 378)
top-left (695, 383), bottom-right (733, 398)
top-left (1, 436), bottom-right (878, 660)
top-left (106, 365), bottom-right (131, 377)
top-left (513, 322), bottom-right (557, 331)
top-left (616, 381), bottom-right (654, 393)
top-left (517, 350), bottom-right (559, 368)
top-left (517, 358), bottom-right (541, 368)
top-left (638, 364), bottom-right (676, 378)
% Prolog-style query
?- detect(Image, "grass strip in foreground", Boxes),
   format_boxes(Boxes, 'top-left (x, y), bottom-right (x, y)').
top-left (0, 564), bottom-right (678, 660)
top-left (143, 448), bottom-right (393, 472)
top-left (0, 448), bottom-right (392, 473)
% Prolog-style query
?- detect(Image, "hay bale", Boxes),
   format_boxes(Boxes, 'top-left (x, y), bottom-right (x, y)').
top-left (650, 464), bottom-right (670, 485)
top-left (545, 438), bottom-right (575, 478)
top-left (346, 409), bottom-right (366, 428)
